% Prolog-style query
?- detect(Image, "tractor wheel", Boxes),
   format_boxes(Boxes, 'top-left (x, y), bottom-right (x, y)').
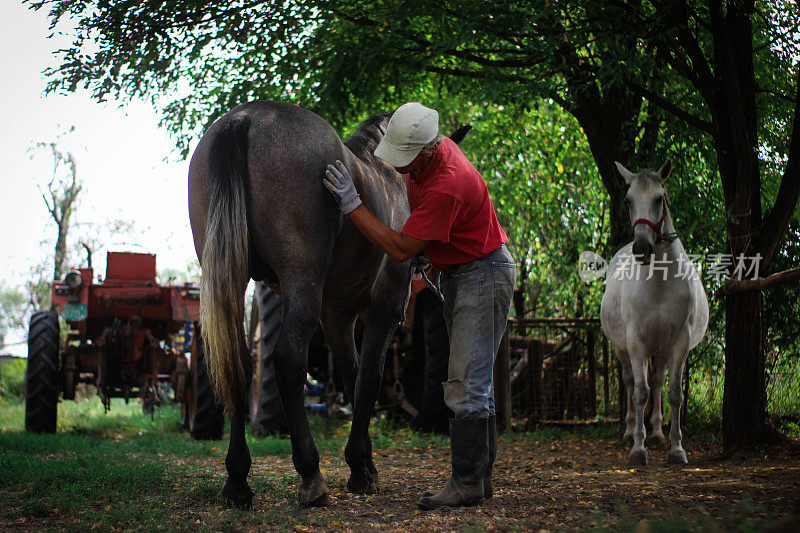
top-left (251, 283), bottom-right (287, 436)
top-left (412, 289), bottom-right (451, 433)
top-left (189, 323), bottom-right (225, 440)
top-left (25, 311), bottom-right (61, 433)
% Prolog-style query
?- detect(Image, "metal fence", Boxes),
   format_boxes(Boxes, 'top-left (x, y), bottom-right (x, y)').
top-left (495, 318), bottom-right (621, 428)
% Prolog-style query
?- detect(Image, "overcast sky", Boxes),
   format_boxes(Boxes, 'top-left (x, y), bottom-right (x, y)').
top-left (1, 3), bottom-right (200, 355)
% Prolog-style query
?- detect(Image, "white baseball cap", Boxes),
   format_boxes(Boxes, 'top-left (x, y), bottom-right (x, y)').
top-left (374, 102), bottom-right (439, 168)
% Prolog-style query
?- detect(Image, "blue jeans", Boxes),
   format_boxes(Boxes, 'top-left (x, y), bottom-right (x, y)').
top-left (440, 244), bottom-right (516, 418)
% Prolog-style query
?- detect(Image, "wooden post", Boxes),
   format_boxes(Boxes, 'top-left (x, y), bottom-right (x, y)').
top-left (531, 338), bottom-right (544, 420)
top-left (602, 339), bottom-right (610, 417)
top-left (587, 327), bottom-right (597, 417)
top-left (494, 328), bottom-right (512, 433)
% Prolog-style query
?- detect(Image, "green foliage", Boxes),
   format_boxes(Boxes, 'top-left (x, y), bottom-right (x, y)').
top-left (25, 0), bottom-right (800, 435)
top-left (0, 284), bottom-right (27, 350)
top-left (0, 358), bottom-right (26, 399)
top-left (25, 1), bottom-right (671, 157)
top-left (763, 222), bottom-right (800, 369)
top-left (455, 99), bottom-right (607, 317)
top-left (157, 264), bottom-right (201, 286)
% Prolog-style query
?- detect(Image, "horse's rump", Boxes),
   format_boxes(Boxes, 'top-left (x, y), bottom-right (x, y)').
top-left (188, 101), bottom-right (408, 411)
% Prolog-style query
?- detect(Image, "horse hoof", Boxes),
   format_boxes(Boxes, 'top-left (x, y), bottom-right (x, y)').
top-left (299, 475), bottom-right (329, 507)
top-left (645, 434), bottom-right (668, 448)
top-left (347, 466), bottom-right (379, 494)
top-left (223, 479), bottom-right (254, 510)
top-left (668, 449), bottom-right (688, 465)
top-left (629, 449), bottom-right (648, 466)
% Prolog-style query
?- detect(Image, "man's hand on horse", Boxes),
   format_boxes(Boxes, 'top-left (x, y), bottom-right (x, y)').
top-left (324, 160), bottom-right (363, 214)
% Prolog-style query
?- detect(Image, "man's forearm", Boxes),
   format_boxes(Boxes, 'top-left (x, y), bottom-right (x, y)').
top-left (347, 205), bottom-right (428, 262)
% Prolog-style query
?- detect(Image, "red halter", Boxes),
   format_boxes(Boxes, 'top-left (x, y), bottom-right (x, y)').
top-left (632, 189), bottom-right (670, 243)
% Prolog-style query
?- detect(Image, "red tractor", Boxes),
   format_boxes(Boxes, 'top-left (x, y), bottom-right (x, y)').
top-left (25, 251), bottom-right (224, 439)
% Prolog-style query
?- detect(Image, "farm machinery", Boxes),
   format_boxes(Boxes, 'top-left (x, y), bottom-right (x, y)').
top-left (25, 251), bottom-right (223, 438)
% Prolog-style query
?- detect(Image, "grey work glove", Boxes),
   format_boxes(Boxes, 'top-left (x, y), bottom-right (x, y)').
top-left (324, 160), bottom-right (363, 214)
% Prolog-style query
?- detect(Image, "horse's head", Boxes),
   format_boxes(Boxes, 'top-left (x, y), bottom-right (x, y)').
top-left (614, 159), bottom-right (673, 265)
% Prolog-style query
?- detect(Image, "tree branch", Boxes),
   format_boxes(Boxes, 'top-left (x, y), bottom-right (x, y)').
top-left (626, 80), bottom-right (715, 136)
top-left (38, 186), bottom-right (56, 219)
top-left (332, 7), bottom-right (543, 69)
top-left (715, 267), bottom-right (800, 297)
top-left (652, 0), bottom-right (718, 108)
top-left (422, 64), bottom-right (528, 84)
top-left (755, 84), bottom-right (797, 105)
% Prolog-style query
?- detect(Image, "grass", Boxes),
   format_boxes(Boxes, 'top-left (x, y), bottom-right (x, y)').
top-left (0, 394), bottom-right (459, 531)
top-left (0, 375), bottom-right (791, 531)
top-left (0, 397), bottom-right (316, 531)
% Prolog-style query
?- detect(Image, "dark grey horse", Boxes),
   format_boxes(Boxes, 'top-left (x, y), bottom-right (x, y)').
top-left (188, 100), bottom-right (467, 508)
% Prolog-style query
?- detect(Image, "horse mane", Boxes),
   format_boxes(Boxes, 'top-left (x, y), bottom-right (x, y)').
top-left (345, 112), bottom-right (392, 162)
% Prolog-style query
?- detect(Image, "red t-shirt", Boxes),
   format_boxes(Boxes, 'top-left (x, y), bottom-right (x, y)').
top-left (401, 137), bottom-right (507, 270)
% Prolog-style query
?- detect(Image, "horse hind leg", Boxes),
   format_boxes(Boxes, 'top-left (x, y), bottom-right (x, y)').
top-left (274, 287), bottom-right (329, 506)
top-left (223, 341), bottom-right (255, 508)
top-left (345, 316), bottom-right (397, 494)
top-left (319, 305), bottom-right (359, 407)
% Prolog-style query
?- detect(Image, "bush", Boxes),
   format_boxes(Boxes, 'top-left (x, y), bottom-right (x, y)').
top-left (0, 357), bottom-right (26, 399)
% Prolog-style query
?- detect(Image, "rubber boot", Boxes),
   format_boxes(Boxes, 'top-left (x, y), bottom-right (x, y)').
top-left (484, 414), bottom-right (496, 499)
top-left (422, 415), bottom-right (497, 499)
top-left (417, 418), bottom-right (489, 510)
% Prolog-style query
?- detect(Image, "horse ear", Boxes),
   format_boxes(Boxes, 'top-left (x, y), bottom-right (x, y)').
top-left (658, 158), bottom-right (673, 182)
top-left (614, 161), bottom-right (636, 184)
top-left (448, 125), bottom-right (472, 145)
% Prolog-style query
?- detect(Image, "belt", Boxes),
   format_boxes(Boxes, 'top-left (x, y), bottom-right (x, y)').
top-left (440, 244), bottom-right (507, 278)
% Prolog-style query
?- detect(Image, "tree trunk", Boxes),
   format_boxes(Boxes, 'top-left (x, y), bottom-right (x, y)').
top-left (570, 87), bottom-right (644, 256)
top-left (722, 290), bottom-right (766, 448)
top-left (53, 217), bottom-right (70, 281)
top-left (710, 0), bottom-right (771, 452)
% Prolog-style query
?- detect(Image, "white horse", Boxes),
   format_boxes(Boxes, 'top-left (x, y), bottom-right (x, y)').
top-left (600, 159), bottom-right (708, 465)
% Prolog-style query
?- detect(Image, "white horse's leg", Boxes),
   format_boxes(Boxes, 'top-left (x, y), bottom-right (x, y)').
top-left (646, 359), bottom-right (668, 447)
top-left (627, 338), bottom-right (650, 466)
top-left (620, 357), bottom-right (636, 439)
top-left (667, 341), bottom-right (690, 465)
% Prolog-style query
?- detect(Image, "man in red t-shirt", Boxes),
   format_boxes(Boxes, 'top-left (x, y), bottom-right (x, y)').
top-left (324, 102), bottom-right (516, 510)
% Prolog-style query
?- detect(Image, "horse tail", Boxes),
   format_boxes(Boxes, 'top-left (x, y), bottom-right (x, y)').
top-left (200, 115), bottom-right (252, 413)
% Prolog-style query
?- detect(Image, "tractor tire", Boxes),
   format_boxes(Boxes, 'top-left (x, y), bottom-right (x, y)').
top-left (25, 311), bottom-right (61, 433)
top-left (412, 289), bottom-right (452, 432)
top-left (189, 323), bottom-right (225, 440)
top-left (251, 283), bottom-right (287, 436)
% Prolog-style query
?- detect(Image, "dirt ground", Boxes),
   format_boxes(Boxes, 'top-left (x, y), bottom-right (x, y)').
top-left (242, 436), bottom-right (800, 531)
top-left (4, 430), bottom-right (798, 532)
